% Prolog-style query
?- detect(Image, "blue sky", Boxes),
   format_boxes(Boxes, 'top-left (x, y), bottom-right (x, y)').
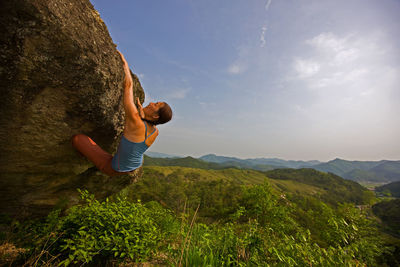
top-left (90, 0), bottom-right (400, 161)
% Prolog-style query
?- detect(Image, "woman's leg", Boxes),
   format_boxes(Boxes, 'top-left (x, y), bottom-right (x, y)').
top-left (71, 134), bottom-right (122, 176)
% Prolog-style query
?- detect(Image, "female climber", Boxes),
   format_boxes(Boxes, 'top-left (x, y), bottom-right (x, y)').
top-left (72, 51), bottom-right (172, 176)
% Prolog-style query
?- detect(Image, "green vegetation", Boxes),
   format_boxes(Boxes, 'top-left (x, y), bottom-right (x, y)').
top-left (146, 154), bottom-right (400, 183)
top-left (1, 165), bottom-right (398, 266)
top-left (141, 164), bottom-right (374, 206)
top-left (264, 168), bottom-right (375, 205)
top-left (143, 155), bottom-right (278, 171)
top-left (343, 169), bottom-right (382, 182)
top-left (376, 181), bottom-right (400, 197)
top-left (372, 199), bottom-right (400, 235)
top-left (143, 155), bottom-right (235, 170)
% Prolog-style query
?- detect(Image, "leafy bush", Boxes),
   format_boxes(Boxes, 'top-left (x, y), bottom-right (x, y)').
top-left (31, 190), bottom-right (176, 266)
top-left (372, 198), bottom-right (400, 234)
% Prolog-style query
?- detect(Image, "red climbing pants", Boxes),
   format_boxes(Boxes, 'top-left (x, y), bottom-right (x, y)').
top-left (71, 134), bottom-right (127, 176)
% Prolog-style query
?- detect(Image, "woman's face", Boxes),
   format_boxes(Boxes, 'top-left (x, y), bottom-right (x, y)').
top-left (144, 102), bottom-right (164, 117)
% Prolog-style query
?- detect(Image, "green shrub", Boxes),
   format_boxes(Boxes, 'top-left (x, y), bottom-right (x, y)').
top-left (35, 190), bottom-right (175, 266)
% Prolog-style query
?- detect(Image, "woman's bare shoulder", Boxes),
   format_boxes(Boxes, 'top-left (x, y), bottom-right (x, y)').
top-left (123, 120), bottom-right (146, 142)
top-left (145, 127), bottom-right (159, 147)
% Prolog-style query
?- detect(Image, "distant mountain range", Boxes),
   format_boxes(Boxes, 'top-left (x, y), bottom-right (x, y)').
top-left (145, 151), bottom-right (182, 159)
top-left (313, 159), bottom-right (400, 183)
top-left (199, 154), bottom-right (400, 183)
top-left (199, 154), bottom-right (321, 169)
top-left (145, 153), bottom-right (400, 183)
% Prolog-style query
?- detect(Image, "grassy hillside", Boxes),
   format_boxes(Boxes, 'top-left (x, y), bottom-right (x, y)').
top-left (123, 166), bottom-right (375, 235)
top-left (138, 166), bottom-right (374, 207)
top-left (144, 155), bottom-right (278, 171)
top-left (372, 199), bottom-right (400, 235)
top-left (143, 155), bottom-right (375, 205)
top-left (342, 169), bottom-right (381, 182)
top-left (143, 155), bottom-right (231, 169)
top-left (152, 154), bottom-right (400, 183)
top-left (209, 160), bottom-right (278, 171)
top-left (141, 166), bottom-right (324, 196)
top-left (264, 168), bottom-right (375, 205)
top-left (375, 181), bottom-right (400, 197)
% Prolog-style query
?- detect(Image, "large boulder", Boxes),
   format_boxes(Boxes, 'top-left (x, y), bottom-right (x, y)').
top-left (0, 0), bottom-right (145, 218)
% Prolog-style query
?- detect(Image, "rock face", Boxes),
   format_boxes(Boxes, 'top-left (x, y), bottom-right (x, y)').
top-left (0, 0), bottom-right (145, 218)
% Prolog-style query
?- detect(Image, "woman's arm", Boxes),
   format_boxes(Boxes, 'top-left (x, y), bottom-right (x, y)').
top-left (117, 51), bottom-right (142, 122)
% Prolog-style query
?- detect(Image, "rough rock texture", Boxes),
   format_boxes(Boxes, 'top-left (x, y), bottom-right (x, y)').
top-left (0, 0), bottom-right (145, 218)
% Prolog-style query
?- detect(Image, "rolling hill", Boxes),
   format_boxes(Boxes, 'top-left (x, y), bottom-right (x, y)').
top-left (375, 181), bottom-right (400, 197)
top-left (199, 154), bottom-right (321, 169)
top-left (143, 156), bottom-right (374, 205)
top-left (146, 154), bottom-right (400, 183)
top-left (143, 155), bottom-right (236, 169)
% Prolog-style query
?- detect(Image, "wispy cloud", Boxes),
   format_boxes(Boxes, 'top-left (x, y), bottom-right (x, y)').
top-left (260, 25), bottom-right (267, 47)
top-left (286, 30), bottom-right (399, 125)
top-left (227, 62), bottom-right (247, 74)
top-left (291, 32), bottom-right (388, 89)
top-left (293, 59), bottom-right (320, 78)
top-left (167, 88), bottom-right (190, 100)
top-left (227, 46), bottom-right (249, 75)
top-left (306, 32), bottom-right (360, 66)
top-left (306, 32), bottom-right (346, 52)
top-left (198, 101), bottom-right (216, 110)
top-left (259, 0), bottom-right (272, 48)
top-left (265, 0), bottom-right (272, 11)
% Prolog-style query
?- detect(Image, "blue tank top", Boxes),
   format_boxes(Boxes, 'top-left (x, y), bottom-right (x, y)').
top-left (111, 121), bottom-right (156, 172)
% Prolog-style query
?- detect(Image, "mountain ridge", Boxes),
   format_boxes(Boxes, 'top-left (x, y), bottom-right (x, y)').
top-left (147, 153), bottom-right (400, 183)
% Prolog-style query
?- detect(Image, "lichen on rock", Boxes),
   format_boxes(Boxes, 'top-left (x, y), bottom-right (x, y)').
top-left (0, 0), bottom-right (144, 218)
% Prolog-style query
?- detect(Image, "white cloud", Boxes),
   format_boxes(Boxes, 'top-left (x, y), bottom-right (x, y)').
top-left (228, 62), bottom-right (247, 74)
top-left (286, 30), bottom-right (399, 128)
top-left (199, 101), bottom-right (216, 110)
top-left (260, 25), bottom-right (267, 47)
top-left (306, 32), bottom-right (345, 52)
top-left (306, 32), bottom-right (360, 66)
top-left (260, 0), bottom-right (272, 47)
top-left (227, 41), bottom-right (250, 75)
top-left (291, 32), bottom-right (390, 91)
top-left (309, 68), bottom-right (368, 89)
top-left (293, 59), bottom-right (320, 78)
top-left (334, 48), bottom-right (360, 65)
top-left (265, 0), bottom-right (272, 11)
top-left (167, 88), bottom-right (190, 99)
